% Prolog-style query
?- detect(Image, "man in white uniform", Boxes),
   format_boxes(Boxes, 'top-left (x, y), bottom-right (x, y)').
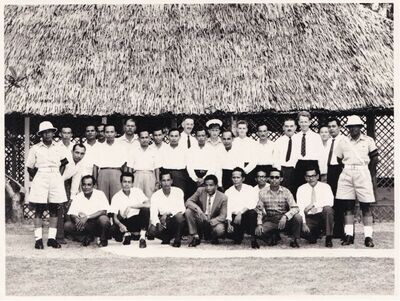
top-left (81, 124), bottom-right (100, 177)
top-left (206, 118), bottom-right (224, 151)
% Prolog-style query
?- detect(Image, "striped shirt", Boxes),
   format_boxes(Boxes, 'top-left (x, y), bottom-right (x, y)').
top-left (256, 186), bottom-right (299, 225)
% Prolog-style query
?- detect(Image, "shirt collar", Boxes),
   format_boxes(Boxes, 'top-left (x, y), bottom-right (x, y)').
top-left (350, 134), bottom-right (366, 142)
top-left (39, 141), bottom-right (57, 147)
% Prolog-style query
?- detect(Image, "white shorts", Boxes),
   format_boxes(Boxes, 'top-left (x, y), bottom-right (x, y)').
top-left (336, 166), bottom-right (375, 203)
top-left (28, 170), bottom-right (68, 204)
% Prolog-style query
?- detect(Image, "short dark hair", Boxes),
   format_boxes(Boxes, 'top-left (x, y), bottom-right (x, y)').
top-left (327, 118), bottom-right (341, 127)
top-left (160, 170), bottom-right (172, 180)
top-left (257, 122), bottom-right (268, 131)
top-left (72, 143), bottom-right (86, 152)
top-left (319, 125), bottom-right (329, 131)
top-left (232, 167), bottom-right (245, 177)
top-left (124, 118), bottom-right (137, 125)
top-left (221, 129), bottom-right (234, 137)
top-left (60, 126), bottom-right (72, 131)
top-left (204, 174), bottom-right (218, 185)
top-left (283, 118), bottom-right (296, 125)
top-left (195, 127), bottom-right (207, 135)
top-left (85, 125), bottom-right (96, 131)
top-left (305, 166), bottom-right (319, 175)
top-left (169, 128), bottom-right (180, 135)
top-left (138, 128), bottom-right (150, 136)
top-left (269, 168), bottom-right (282, 177)
top-left (104, 124), bottom-right (115, 130)
top-left (152, 126), bottom-right (164, 134)
top-left (120, 172), bottom-right (134, 183)
top-left (237, 120), bottom-right (248, 127)
top-left (81, 175), bottom-right (96, 186)
top-left (96, 123), bottom-right (106, 130)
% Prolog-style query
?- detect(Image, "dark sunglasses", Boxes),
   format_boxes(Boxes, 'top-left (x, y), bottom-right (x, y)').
top-left (269, 176), bottom-right (281, 179)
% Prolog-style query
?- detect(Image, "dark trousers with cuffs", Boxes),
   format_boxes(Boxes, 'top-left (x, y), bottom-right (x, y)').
top-left (226, 209), bottom-right (258, 242)
top-left (147, 212), bottom-right (186, 242)
top-left (328, 164), bottom-right (345, 238)
top-left (281, 166), bottom-right (296, 197)
top-left (293, 160), bottom-right (320, 198)
top-left (185, 208), bottom-right (225, 239)
top-left (111, 208), bottom-right (150, 241)
top-left (222, 169), bottom-right (233, 192)
top-left (301, 206), bottom-right (334, 241)
top-left (260, 213), bottom-right (303, 239)
top-left (56, 179), bottom-right (72, 240)
top-left (64, 215), bottom-right (111, 242)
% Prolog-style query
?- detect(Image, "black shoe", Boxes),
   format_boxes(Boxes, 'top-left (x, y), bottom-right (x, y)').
top-left (268, 233), bottom-right (278, 246)
top-left (123, 235), bottom-right (131, 245)
top-left (132, 234), bottom-right (140, 241)
top-left (365, 237), bottom-right (374, 248)
top-left (99, 240), bottom-right (108, 247)
top-left (251, 240), bottom-right (260, 249)
top-left (210, 238), bottom-right (220, 245)
top-left (233, 239), bottom-right (243, 245)
top-left (172, 240), bottom-right (181, 248)
top-left (139, 238), bottom-right (147, 248)
top-left (57, 238), bottom-right (67, 245)
top-left (161, 239), bottom-right (170, 245)
top-left (82, 237), bottom-right (91, 247)
top-left (289, 239), bottom-right (300, 248)
top-left (341, 235), bottom-right (354, 246)
top-left (47, 238), bottom-right (61, 249)
top-left (114, 236), bottom-right (123, 242)
top-left (308, 238), bottom-right (317, 244)
top-left (325, 236), bottom-right (333, 248)
top-left (188, 236), bottom-right (200, 247)
top-left (35, 239), bottom-right (44, 249)
top-left (146, 232), bottom-right (155, 240)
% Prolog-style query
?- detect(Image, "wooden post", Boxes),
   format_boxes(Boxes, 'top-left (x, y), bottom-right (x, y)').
top-left (24, 116), bottom-right (30, 204)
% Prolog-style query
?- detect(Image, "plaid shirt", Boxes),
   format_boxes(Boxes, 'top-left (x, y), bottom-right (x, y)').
top-left (256, 186), bottom-right (299, 225)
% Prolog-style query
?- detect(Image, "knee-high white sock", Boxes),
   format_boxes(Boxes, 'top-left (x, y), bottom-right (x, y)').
top-left (364, 226), bottom-right (373, 238)
top-left (34, 228), bottom-right (42, 241)
top-left (140, 230), bottom-right (146, 240)
top-left (48, 227), bottom-right (57, 240)
top-left (344, 224), bottom-right (354, 236)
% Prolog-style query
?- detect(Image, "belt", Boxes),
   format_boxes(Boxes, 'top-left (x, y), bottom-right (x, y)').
top-left (100, 167), bottom-right (121, 170)
top-left (37, 167), bottom-right (60, 173)
top-left (344, 164), bottom-right (368, 170)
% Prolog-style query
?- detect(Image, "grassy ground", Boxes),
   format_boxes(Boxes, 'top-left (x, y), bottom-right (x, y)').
top-left (5, 222), bottom-right (395, 296)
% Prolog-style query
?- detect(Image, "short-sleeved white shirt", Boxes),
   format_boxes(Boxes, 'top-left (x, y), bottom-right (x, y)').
top-left (26, 141), bottom-right (67, 169)
top-left (94, 141), bottom-right (128, 168)
top-left (150, 187), bottom-right (186, 224)
top-left (68, 189), bottom-right (110, 216)
top-left (335, 134), bottom-right (377, 165)
top-left (225, 184), bottom-right (258, 218)
top-left (109, 188), bottom-right (148, 218)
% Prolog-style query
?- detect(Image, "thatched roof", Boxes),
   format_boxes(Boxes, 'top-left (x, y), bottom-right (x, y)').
top-left (4, 4), bottom-right (393, 116)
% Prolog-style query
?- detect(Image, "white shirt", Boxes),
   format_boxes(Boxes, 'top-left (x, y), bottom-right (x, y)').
top-left (232, 137), bottom-right (257, 173)
top-left (118, 134), bottom-right (140, 160)
top-left (129, 146), bottom-right (160, 171)
top-left (150, 187), bottom-right (186, 224)
top-left (57, 140), bottom-right (74, 162)
top-left (63, 159), bottom-right (85, 198)
top-left (109, 188), bottom-right (148, 218)
top-left (254, 140), bottom-right (276, 166)
top-left (186, 144), bottom-right (218, 181)
top-left (206, 138), bottom-right (225, 152)
top-left (225, 184), bottom-right (258, 218)
top-left (94, 141), bottom-right (128, 168)
top-left (327, 134), bottom-right (344, 166)
top-left (273, 134), bottom-right (297, 169)
top-left (81, 141), bottom-right (100, 176)
top-left (292, 130), bottom-right (327, 174)
top-left (179, 131), bottom-right (197, 149)
top-left (160, 144), bottom-right (187, 169)
top-left (296, 182), bottom-right (334, 221)
top-left (68, 189), bottom-right (109, 216)
top-left (26, 141), bottom-right (67, 169)
top-left (216, 147), bottom-right (241, 185)
top-left (253, 184), bottom-right (270, 194)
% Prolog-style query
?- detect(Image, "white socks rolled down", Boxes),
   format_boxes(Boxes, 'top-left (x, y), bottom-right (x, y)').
top-left (140, 230), bottom-right (146, 240)
top-left (344, 224), bottom-right (354, 236)
top-left (364, 226), bottom-right (373, 238)
top-left (34, 228), bottom-right (42, 241)
top-left (48, 227), bottom-right (57, 240)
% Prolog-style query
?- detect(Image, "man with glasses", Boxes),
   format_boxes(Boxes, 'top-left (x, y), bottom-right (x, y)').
top-left (255, 168), bottom-right (302, 247)
top-left (297, 168), bottom-right (334, 247)
top-left (253, 168), bottom-right (270, 193)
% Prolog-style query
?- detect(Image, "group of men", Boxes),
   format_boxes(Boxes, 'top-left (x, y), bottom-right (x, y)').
top-left (26, 111), bottom-right (378, 249)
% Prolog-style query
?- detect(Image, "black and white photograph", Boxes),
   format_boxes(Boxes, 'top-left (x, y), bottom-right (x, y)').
top-left (2, 1), bottom-right (396, 297)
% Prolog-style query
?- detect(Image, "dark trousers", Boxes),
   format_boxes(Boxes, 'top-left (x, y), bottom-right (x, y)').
top-left (147, 212), bottom-right (186, 242)
top-left (281, 166), bottom-right (295, 196)
top-left (64, 215), bottom-right (111, 241)
top-left (293, 160), bottom-right (320, 198)
top-left (166, 169), bottom-right (189, 200)
top-left (56, 179), bottom-right (72, 240)
top-left (187, 169), bottom-right (208, 199)
top-left (222, 169), bottom-right (233, 191)
top-left (226, 209), bottom-right (258, 242)
top-left (185, 208), bottom-right (225, 239)
top-left (111, 208), bottom-right (150, 240)
top-left (261, 213), bottom-right (303, 239)
top-left (245, 165), bottom-right (272, 186)
top-left (302, 206), bottom-right (334, 241)
top-left (328, 164), bottom-right (345, 238)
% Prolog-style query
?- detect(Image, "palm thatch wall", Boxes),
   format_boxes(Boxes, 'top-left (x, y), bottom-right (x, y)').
top-left (4, 4), bottom-right (393, 116)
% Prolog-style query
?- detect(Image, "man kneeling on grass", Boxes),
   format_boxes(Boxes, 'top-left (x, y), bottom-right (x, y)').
top-left (64, 175), bottom-right (111, 247)
top-left (147, 171), bottom-right (186, 247)
top-left (109, 172), bottom-right (150, 248)
top-left (297, 168), bottom-right (334, 248)
top-left (255, 168), bottom-right (303, 248)
top-left (185, 175), bottom-right (227, 247)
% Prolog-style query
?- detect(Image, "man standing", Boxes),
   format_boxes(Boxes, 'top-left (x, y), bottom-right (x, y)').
top-left (255, 168), bottom-right (302, 248)
top-left (118, 118), bottom-right (140, 157)
top-left (218, 130), bottom-right (241, 191)
top-left (64, 175), bottom-right (111, 247)
top-left (225, 168), bottom-right (259, 248)
top-left (129, 129), bottom-right (160, 198)
top-left (150, 127), bottom-right (167, 155)
top-left (297, 168), bottom-right (334, 247)
top-left (109, 172), bottom-right (150, 248)
top-left (292, 111), bottom-right (327, 196)
top-left (58, 126), bottom-right (74, 161)
top-left (206, 119), bottom-right (224, 151)
top-left (159, 128), bottom-right (188, 198)
top-left (335, 115), bottom-right (378, 247)
top-left (327, 118), bottom-right (345, 239)
top-left (26, 121), bottom-right (69, 249)
top-left (273, 118), bottom-right (297, 195)
top-left (148, 171), bottom-right (186, 247)
top-left (185, 175), bottom-right (227, 246)
top-left (81, 124), bottom-right (100, 177)
top-left (93, 124), bottom-right (128, 204)
top-left (96, 124), bottom-right (106, 143)
top-left (179, 117), bottom-right (197, 149)
top-left (56, 143), bottom-right (87, 244)
top-left (187, 127), bottom-right (218, 197)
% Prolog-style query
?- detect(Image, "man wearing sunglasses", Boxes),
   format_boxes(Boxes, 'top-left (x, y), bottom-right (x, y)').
top-left (255, 168), bottom-right (302, 248)
top-left (297, 168), bottom-right (334, 247)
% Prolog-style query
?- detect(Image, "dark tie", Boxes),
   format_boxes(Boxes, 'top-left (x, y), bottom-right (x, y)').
top-left (187, 134), bottom-right (191, 148)
top-left (327, 138), bottom-right (335, 165)
top-left (285, 137), bottom-right (292, 162)
top-left (301, 133), bottom-right (306, 157)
